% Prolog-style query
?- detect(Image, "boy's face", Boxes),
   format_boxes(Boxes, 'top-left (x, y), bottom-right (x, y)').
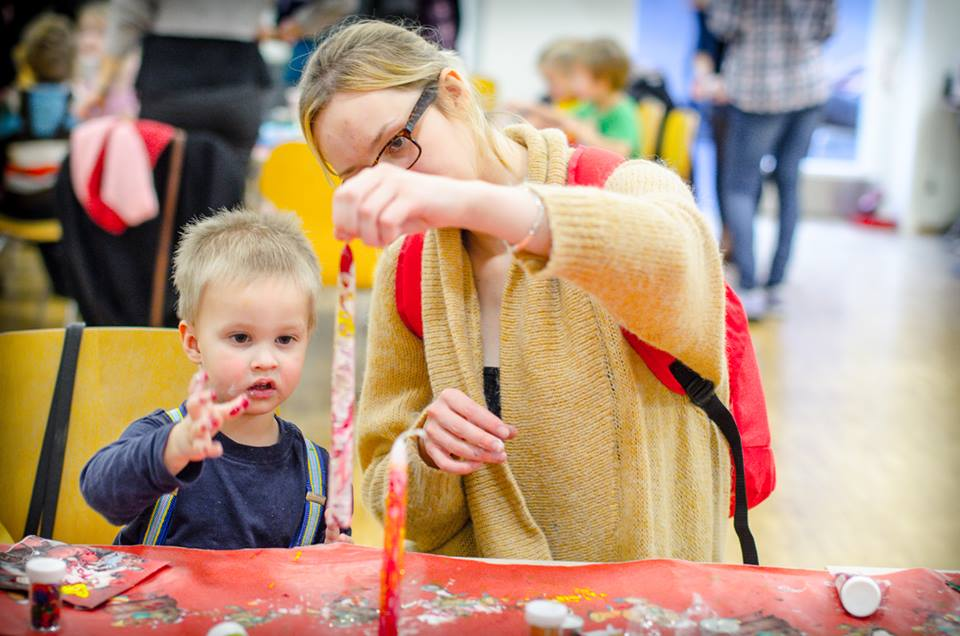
top-left (570, 64), bottom-right (608, 102)
top-left (540, 65), bottom-right (575, 103)
top-left (179, 276), bottom-right (311, 417)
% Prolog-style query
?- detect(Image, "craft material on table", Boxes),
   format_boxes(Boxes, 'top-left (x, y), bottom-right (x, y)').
top-left (329, 244), bottom-right (357, 529)
top-left (0, 543), bottom-right (957, 634)
top-left (0, 536), bottom-right (168, 609)
top-left (379, 429), bottom-right (424, 636)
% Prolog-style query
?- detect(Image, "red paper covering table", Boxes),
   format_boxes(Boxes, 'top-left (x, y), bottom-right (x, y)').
top-left (0, 543), bottom-right (957, 635)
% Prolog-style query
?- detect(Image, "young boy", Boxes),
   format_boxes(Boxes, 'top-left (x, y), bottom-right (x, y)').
top-left (512, 38), bottom-right (641, 159)
top-left (567, 37), bottom-right (641, 158)
top-left (80, 208), bottom-right (350, 549)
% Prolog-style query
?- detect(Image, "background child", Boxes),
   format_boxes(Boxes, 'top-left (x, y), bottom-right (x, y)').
top-left (537, 37), bottom-right (583, 109)
top-left (512, 37), bottom-right (641, 158)
top-left (80, 208), bottom-right (350, 549)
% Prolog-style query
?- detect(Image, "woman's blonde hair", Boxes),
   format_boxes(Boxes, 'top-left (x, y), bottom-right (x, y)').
top-left (173, 208), bottom-right (322, 330)
top-left (298, 20), bottom-right (508, 177)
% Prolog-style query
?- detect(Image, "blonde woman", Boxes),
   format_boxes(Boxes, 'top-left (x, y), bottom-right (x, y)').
top-left (299, 21), bottom-right (730, 562)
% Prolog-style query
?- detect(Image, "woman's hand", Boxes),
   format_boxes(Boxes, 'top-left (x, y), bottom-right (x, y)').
top-left (418, 388), bottom-right (517, 475)
top-left (332, 163), bottom-right (469, 247)
top-left (323, 508), bottom-right (353, 544)
top-left (331, 163), bottom-right (550, 254)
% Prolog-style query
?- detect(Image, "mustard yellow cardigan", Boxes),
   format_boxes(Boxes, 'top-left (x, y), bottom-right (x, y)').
top-left (357, 125), bottom-right (730, 562)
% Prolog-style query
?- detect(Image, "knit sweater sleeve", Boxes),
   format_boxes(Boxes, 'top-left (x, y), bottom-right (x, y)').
top-left (525, 160), bottom-right (726, 387)
top-left (357, 240), bottom-right (469, 551)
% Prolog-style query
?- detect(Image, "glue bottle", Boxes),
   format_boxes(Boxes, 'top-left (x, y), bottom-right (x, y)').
top-left (525, 600), bottom-right (569, 635)
top-left (26, 557), bottom-right (66, 632)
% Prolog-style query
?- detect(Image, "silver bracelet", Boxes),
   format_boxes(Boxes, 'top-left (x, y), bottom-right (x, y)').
top-left (507, 185), bottom-right (547, 254)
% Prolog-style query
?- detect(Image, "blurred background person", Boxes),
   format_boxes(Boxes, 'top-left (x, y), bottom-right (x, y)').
top-left (709, 0), bottom-right (837, 320)
top-left (76, 0), bottom-right (355, 168)
top-left (72, 1), bottom-right (139, 119)
top-left (537, 36), bottom-right (582, 110)
top-left (0, 12), bottom-right (77, 296)
top-left (512, 37), bottom-right (641, 158)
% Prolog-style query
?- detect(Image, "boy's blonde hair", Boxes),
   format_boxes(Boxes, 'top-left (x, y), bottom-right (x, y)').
top-left (298, 19), bottom-right (508, 178)
top-left (173, 208), bottom-right (322, 329)
top-left (580, 38), bottom-right (631, 92)
top-left (20, 12), bottom-right (76, 83)
top-left (538, 37), bottom-right (583, 73)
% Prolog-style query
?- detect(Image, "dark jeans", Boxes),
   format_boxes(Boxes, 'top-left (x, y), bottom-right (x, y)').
top-left (721, 105), bottom-right (821, 290)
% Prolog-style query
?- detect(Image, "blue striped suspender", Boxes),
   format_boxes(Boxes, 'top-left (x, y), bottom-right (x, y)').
top-left (141, 407), bottom-right (185, 546)
top-left (140, 407), bottom-right (325, 547)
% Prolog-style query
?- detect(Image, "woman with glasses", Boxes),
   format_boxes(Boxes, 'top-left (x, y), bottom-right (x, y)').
top-left (298, 21), bottom-right (729, 563)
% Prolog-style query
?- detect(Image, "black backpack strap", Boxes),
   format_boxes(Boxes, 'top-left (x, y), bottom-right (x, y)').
top-left (669, 360), bottom-right (759, 566)
top-left (24, 322), bottom-right (85, 539)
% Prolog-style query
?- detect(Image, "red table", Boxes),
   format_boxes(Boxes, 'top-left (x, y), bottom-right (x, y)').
top-left (0, 543), bottom-right (957, 634)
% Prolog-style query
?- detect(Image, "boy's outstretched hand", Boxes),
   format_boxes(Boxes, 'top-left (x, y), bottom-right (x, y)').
top-left (163, 371), bottom-right (249, 476)
top-left (323, 508), bottom-right (353, 544)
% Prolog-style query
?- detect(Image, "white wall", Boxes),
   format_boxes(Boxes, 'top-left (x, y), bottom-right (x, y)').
top-left (858, 0), bottom-right (960, 231)
top-left (457, 0), bottom-right (637, 104)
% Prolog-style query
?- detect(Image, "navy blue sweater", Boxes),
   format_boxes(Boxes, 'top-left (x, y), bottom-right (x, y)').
top-left (80, 407), bottom-right (335, 549)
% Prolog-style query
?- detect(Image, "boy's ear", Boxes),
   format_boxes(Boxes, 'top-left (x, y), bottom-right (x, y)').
top-left (179, 321), bottom-right (202, 365)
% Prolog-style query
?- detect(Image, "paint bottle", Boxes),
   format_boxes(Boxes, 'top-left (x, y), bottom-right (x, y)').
top-left (26, 557), bottom-right (66, 632)
top-left (525, 600), bottom-right (569, 636)
top-left (835, 574), bottom-right (882, 618)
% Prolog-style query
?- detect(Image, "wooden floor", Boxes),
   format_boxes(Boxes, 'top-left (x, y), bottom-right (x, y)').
top-left (4, 217), bottom-right (959, 569)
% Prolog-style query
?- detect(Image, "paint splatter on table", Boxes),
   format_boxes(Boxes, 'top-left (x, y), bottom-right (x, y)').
top-left (0, 543), bottom-right (956, 634)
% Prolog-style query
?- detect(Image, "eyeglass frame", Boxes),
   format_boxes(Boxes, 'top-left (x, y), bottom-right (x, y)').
top-left (369, 82), bottom-right (439, 171)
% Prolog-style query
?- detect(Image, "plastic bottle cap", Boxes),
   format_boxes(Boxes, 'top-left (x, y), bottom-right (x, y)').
top-left (524, 600), bottom-right (569, 628)
top-left (25, 558), bottom-right (66, 585)
top-left (839, 576), bottom-right (882, 618)
top-left (206, 621), bottom-right (249, 636)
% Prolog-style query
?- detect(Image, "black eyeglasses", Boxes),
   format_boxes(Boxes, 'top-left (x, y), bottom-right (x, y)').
top-left (370, 83), bottom-right (438, 172)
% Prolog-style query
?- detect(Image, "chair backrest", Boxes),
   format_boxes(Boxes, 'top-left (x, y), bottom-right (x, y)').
top-left (258, 141), bottom-right (380, 289)
top-left (658, 107), bottom-right (701, 182)
top-left (636, 98), bottom-right (666, 159)
top-left (0, 327), bottom-right (194, 544)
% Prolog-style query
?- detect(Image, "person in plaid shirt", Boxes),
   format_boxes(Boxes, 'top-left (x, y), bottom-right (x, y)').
top-left (708, 0), bottom-right (836, 320)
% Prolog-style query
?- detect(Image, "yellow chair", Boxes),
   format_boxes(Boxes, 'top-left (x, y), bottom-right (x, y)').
top-left (0, 214), bottom-right (62, 244)
top-left (636, 98), bottom-right (666, 160)
top-left (258, 142), bottom-right (380, 289)
top-left (658, 107), bottom-right (701, 182)
top-left (471, 75), bottom-right (498, 112)
top-left (0, 327), bottom-right (194, 545)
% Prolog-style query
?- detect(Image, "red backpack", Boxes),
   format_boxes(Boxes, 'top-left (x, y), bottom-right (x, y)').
top-left (395, 147), bottom-right (775, 565)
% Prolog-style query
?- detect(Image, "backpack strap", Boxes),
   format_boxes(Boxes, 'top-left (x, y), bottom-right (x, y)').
top-left (393, 144), bottom-right (760, 564)
top-left (396, 232), bottom-right (425, 339)
top-left (292, 435), bottom-right (326, 547)
top-left (142, 406), bottom-right (186, 546)
top-left (569, 145), bottom-right (760, 565)
top-left (668, 361), bottom-right (759, 566)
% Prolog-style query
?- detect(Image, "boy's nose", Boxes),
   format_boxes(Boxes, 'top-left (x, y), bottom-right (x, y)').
top-left (251, 346), bottom-right (279, 370)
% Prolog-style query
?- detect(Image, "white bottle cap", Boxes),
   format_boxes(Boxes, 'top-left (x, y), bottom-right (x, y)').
top-left (839, 575), bottom-right (882, 618)
top-left (25, 558), bottom-right (66, 585)
top-left (206, 621), bottom-right (249, 636)
top-left (524, 600), bottom-right (569, 628)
